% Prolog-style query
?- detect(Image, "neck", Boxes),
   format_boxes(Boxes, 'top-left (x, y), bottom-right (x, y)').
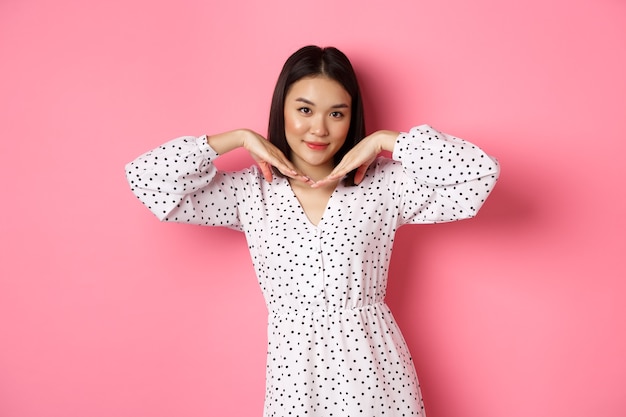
top-left (293, 163), bottom-right (335, 183)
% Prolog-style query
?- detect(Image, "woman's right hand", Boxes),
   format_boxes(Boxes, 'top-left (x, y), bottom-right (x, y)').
top-left (208, 129), bottom-right (311, 183)
top-left (239, 130), bottom-right (291, 182)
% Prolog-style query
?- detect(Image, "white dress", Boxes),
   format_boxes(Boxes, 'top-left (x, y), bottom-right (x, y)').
top-left (125, 125), bottom-right (499, 416)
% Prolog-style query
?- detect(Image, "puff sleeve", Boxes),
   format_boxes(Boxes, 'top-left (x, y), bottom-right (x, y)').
top-left (125, 135), bottom-right (250, 230)
top-left (391, 124), bottom-right (500, 225)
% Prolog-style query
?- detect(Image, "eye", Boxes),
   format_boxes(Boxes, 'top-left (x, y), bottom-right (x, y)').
top-left (330, 111), bottom-right (344, 119)
top-left (298, 107), bottom-right (312, 115)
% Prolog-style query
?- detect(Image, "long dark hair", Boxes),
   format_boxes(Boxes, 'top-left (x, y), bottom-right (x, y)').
top-left (267, 45), bottom-right (366, 184)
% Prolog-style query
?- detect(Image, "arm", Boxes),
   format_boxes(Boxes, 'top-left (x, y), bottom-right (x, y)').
top-left (125, 129), bottom-right (312, 227)
top-left (392, 125), bottom-right (500, 224)
top-left (125, 133), bottom-right (244, 227)
top-left (314, 124), bottom-right (499, 223)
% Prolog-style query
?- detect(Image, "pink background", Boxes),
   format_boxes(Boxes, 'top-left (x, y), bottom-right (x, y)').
top-left (1, 0), bottom-right (625, 416)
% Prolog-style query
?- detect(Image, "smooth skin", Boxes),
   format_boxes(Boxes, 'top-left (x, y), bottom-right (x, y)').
top-left (207, 76), bottom-right (399, 225)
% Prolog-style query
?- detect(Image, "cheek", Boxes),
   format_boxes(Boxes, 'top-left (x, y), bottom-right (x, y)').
top-left (334, 119), bottom-right (351, 138)
top-left (284, 113), bottom-right (305, 135)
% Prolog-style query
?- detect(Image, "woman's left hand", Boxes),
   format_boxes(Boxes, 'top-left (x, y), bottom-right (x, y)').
top-left (312, 130), bottom-right (398, 187)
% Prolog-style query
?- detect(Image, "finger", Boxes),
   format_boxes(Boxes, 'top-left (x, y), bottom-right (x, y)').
top-left (297, 175), bottom-right (315, 185)
top-left (259, 162), bottom-right (274, 182)
top-left (324, 165), bottom-right (351, 181)
top-left (266, 155), bottom-right (299, 177)
top-left (329, 151), bottom-right (367, 178)
top-left (275, 164), bottom-right (299, 177)
top-left (268, 159), bottom-right (313, 184)
top-left (354, 164), bottom-right (368, 185)
top-left (309, 163), bottom-right (351, 188)
top-left (310, 176), bottom-right (339, 188)
top-left (249, 143), bottom-right (298, 178)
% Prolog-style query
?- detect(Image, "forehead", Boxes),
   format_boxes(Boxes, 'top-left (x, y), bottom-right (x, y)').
top-left (286, 76), bottom-right (351, 105)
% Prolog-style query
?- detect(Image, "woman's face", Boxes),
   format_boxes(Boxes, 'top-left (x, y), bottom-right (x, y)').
top-left (283, 76), bottom-right (352, 179)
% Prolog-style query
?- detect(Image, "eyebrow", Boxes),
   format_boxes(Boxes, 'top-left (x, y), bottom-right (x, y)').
top-left (295, 97), bottom-right (350, 109)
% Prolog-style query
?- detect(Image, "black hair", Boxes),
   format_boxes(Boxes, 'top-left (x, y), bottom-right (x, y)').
top-left (267, 45), bottom-right (366, 185)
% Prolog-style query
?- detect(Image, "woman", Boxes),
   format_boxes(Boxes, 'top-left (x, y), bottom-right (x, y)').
top-left (126, 45), bottom-right (499, 416)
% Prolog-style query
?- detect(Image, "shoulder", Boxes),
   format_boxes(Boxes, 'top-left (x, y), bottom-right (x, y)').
top-left (370, 155), bottom-right (403, 176)
top-left (215, 164), bottom-right (287, 198)
top-left (215, 164), bottom-right (265, 187)
top-left (354, 156), bottom-right (404, 190)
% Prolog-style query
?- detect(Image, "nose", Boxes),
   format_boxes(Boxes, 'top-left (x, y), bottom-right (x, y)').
top-left (310, 115), bottom-right (329, 137)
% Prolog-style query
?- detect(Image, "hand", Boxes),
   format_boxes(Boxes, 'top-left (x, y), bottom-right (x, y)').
top-left (241, 130), bottom-right (312, 184)
top-left (312, 130), bottom-right (398, 187)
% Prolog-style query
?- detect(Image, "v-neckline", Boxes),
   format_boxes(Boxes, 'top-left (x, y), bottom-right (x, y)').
top-left (285, 178), bottom-right (339, 228)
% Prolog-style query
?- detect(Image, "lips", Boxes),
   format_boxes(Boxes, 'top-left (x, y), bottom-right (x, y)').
top-left (305, 142), bottom-right (329, 151)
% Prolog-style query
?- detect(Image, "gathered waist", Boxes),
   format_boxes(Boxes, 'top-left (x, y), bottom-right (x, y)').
top-left (268, 301), bottom-right (387, 320)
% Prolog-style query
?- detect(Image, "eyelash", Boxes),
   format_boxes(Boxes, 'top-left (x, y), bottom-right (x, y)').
top-left (298, 107), bottom-right (344, 118)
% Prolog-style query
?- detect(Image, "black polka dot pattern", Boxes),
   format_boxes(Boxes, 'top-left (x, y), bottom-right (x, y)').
top-left (125, 124), bottom-right (500, 416)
